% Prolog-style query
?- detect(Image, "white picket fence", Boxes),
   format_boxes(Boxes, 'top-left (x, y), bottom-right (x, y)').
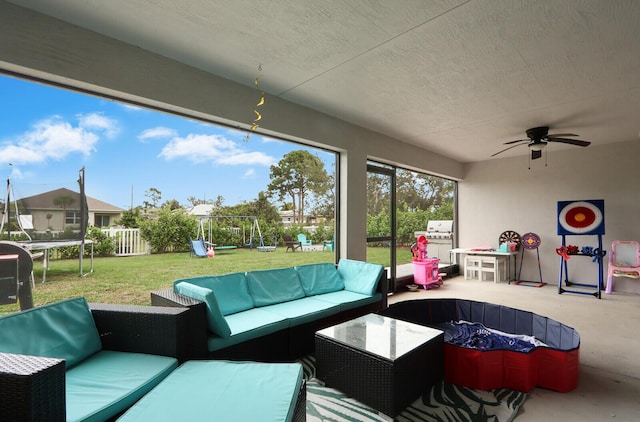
top-left (102, 228), bottom-right (150, 256)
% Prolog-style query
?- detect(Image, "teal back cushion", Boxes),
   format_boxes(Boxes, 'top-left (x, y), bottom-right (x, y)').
top-left (295, 263), bottom-right (344, 296)
top-left (0, 297), bottom-right (102, 368)
top-left (174, 282), bottom-right (232, 337)
top-left (247, 267), bottom-right (305, 307)
top-left (174, 273), bottom-right (253, 316)
top-left (338, 259), bottom-right (384, 295)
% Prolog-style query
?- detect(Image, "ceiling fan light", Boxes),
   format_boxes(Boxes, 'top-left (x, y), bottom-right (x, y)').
top-left (530, 142), bottom-right (547, 151)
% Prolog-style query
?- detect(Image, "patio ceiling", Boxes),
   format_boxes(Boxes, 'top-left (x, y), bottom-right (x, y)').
top-left (8, 0), bottom-right (640, 163)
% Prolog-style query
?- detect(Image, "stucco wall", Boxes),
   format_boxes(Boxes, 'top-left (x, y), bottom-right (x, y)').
top-left (459, 140), bottom-right (640, 294)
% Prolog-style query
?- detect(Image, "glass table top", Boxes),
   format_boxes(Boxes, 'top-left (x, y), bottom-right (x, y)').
top-left (316, 313), bottom-right (443, 361)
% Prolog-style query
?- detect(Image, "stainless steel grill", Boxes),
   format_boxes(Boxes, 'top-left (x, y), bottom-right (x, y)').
top-left (415, 220), bottom-right (454, 264)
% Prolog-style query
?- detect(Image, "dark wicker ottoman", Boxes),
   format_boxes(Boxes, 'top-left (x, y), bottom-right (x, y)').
top-left (315, 313), bottom-right (443, 417)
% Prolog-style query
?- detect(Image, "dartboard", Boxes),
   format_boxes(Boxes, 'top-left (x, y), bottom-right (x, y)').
top-left (499, 230), bottom-right (521, 246)
top-left (557, 200), bottom-right (605, 235)
top-left (521, 232), bottom-right (541, 250)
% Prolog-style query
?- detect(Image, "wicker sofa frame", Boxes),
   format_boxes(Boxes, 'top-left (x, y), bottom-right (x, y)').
top-left (0, 303), bottom-right (193, 422)
top-left (151, 272), bottom-right (388, 362)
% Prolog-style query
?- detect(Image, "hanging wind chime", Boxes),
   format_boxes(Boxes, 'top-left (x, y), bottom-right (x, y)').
top-left (244, 64), bottom-right (265, 143)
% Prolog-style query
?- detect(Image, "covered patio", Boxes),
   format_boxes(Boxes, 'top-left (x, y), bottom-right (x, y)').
top-left (2, 1), bottom-right (640, 419)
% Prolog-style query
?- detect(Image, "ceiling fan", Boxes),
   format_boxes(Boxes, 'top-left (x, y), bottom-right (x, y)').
top-left (492, 126), bottom-right (591, 160)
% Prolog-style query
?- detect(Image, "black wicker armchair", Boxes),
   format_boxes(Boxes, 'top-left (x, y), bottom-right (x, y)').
top-left (0, 302), bottom-right (193, 422)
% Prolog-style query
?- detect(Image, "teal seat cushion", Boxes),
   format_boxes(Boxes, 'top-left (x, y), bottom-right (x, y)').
top-left (208, 308), bottom-right (289, 351)
top-left (338, 259), bottom-right (384, 295)
top-left (174, 282), bottom-right (232, 338)
top-left (117, 361), bottom-right (303, 422)
top-left (313, 290), bottom-right (382, 312)
top-left (260, 297), bottom-right (341, 326)
top-left (247, 267), bottom-right (305, 307)
top-left (0, 297), bottom-right (102, 368)
top-left (67, 350), bottom-right (177, 422)
top-left (174, 273), bottom-right (253, 315)
top-left (295, 263), bottom-right (344, 296)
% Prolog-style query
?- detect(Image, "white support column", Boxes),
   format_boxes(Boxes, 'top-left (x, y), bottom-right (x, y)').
top-left (339, 150), bottom-right (367, 261)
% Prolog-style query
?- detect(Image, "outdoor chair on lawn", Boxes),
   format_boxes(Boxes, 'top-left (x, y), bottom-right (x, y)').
top-left (283, 234), bottom-right (302, 252)
top-left (323, 235), bottom-right (335, 252)
top-left (297, 233), bottom-right (312, 247)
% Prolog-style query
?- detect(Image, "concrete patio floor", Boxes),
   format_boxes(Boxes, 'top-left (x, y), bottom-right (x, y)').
top-left (388, 274), bottom-right (640, 421)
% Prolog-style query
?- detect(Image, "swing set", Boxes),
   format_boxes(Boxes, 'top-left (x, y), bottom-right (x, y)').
top-left (197, 216), bottom-right (275, 252)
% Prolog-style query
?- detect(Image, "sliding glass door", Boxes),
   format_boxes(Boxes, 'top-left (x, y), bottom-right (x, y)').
top-left (366, 163), bottom-right (396, 293)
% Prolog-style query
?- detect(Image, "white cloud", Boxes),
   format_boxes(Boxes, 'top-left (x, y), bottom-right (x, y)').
top-left (243, 168), bottom-right (256, 178)
top-left (120, 103), bottom-right (147, 112)
top-left (138, 126), bottom-right (178, 142)
top-left (159, 133), bottom-right (276, 166)
top-left (0, 116), bottom-right (99, 165)
top-left (218, 151), bottom-right (274, 166)
top-left (77, 112), bottom-right (119, 139)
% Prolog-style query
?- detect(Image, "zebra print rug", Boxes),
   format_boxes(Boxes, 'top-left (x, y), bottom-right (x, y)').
top-left (299, 356), bottom-right (527, 422)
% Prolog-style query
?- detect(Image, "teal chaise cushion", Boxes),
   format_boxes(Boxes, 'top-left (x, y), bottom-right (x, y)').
top-left (67, 350), bottom-right (177, 422)
top-left (117, 361), bottom-right (303, 422)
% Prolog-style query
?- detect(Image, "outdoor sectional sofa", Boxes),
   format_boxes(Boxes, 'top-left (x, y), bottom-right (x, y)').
top-left (151, 259), bottom-right (387, 361)
top-left (379, 298), bottom-right (580, 392)
top-left (0, 297), bottom-right (193, 422)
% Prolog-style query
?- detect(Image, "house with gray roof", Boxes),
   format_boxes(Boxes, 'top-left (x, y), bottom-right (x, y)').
top-left (18, 188), bottom-right (123, 232)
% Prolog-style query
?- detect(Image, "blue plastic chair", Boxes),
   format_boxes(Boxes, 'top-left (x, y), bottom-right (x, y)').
top-left (323, 235), bottom-right (335, 252)
top-left (297, 234), bottom-right (312, 247)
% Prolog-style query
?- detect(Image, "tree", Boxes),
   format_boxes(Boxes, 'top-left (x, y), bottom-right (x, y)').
top-left (367, 173), bottom-right (391, 216)
top-left (161, 198), bottom-right (182, 210)
top-left (267, 150), bottom-right (329, 224)
top-left (186, 196), bottom-right (206, 207)
top-left (53, 194), bottom-right (75, 230)
top-left (143, 187), bottom-right (162, 209)
top-left (118, 207), bottom-right (141, 228)
top-left (396, 169), bottom-right (455, 211)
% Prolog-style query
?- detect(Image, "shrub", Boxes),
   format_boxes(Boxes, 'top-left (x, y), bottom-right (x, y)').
top-left (139, 208), bottom-right (198, 253)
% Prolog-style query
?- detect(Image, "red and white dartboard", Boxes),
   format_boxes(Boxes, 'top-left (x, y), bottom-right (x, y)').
top-left (557, 200), bottom-right (605, 235)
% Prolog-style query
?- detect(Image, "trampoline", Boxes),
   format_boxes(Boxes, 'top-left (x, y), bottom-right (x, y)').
top-left (1, 168), bottom-right (93, 284)
top-left (21, 240), bottom-right (94, 283)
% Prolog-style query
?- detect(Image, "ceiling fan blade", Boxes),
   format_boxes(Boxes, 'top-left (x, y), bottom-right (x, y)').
top-left (491, 143), bottom-right (527, 157)
top-left (547, 137), bottom-right (591, 147)
top-left (531, 149), bottom-right (542, 160)
top-left (547, 133), bottom-right (578, 138)
top-left (503, 138), bottom-right (529, 145)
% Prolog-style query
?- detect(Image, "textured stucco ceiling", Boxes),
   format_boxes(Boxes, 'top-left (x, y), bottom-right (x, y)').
top-left (8, 0), bottom-right (640, 163)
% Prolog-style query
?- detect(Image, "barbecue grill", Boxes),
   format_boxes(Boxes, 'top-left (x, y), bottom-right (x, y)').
top-left (415, 220), bottom-right (454, 264)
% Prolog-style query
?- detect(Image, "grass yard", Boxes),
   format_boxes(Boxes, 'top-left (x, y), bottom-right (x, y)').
top-left (1, 246), bottom-right (411, 315)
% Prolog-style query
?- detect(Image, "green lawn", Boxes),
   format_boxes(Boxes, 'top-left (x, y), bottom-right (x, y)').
top-left (1, 246), bottom-right (411, 315)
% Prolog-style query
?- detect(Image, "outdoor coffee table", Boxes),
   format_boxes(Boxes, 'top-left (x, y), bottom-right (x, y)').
top-left (315, 313), bottom-right (444, 417)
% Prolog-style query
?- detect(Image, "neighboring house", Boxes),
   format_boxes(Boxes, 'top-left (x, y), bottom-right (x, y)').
top-left (18, 188), bottom-right (123, 232)
top-left (186, 204), bottom-right (216, 217)
top-left (279, 210), bottom-right (318, 226)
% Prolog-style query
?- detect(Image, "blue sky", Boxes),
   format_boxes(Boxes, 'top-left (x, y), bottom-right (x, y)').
top-left (0, 75), bottom-right (335, 210)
